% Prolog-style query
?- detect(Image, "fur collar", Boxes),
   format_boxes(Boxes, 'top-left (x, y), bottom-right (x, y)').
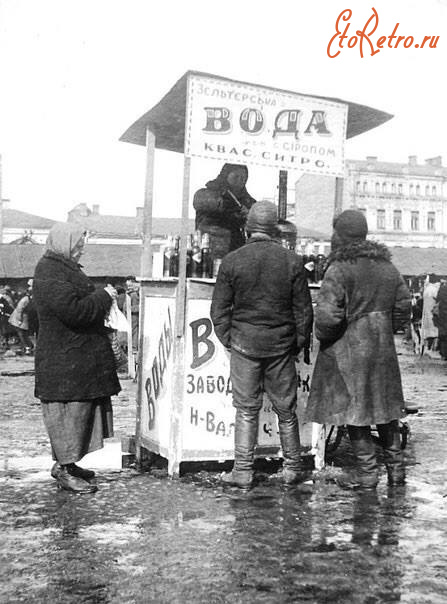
top-left (327, 239), bottom-right (391, 264)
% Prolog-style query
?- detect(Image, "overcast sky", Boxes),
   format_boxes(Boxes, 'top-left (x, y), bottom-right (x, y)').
top-left (1, 0), bottom-right (446, 221)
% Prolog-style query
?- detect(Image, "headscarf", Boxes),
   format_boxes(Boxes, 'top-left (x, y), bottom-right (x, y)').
top-left (45, 222), bottom-right (86, 260)
top-left (205, 163), bottom-right (250, 194)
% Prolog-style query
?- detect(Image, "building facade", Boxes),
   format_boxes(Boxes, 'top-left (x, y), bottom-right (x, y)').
top-left (345, 156), bottom-right (447, 248)
top-left (295, 155), bottom-right (447, 248)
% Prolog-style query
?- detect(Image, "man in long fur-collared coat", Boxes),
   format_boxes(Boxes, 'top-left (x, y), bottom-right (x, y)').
top-left (306, 210), bottom-right (411, 489)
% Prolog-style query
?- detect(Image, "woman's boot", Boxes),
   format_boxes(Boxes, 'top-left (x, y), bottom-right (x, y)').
top-left (278, 415), bottom-right (308, 484)
top-left (377, 420), bottom-right (405, 486)
top-left (221, 408), bottom-right (258, 489)
top-left (56, 465), bottom-right (98, 494)
top-left (337, 426), bottom-right (379, 489)
top-left (51, 462), bottom-right (95, 481)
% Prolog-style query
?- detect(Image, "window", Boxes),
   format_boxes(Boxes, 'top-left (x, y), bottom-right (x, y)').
top-left (358, 207), bottom-right (367, 216)
top-left (377, 209), bottom-right (386, 230)
top-left (411, 211), bottom-right (419, 230)
top-left (392, 183), bottom-right (396, 194)
top-left (425, 185), bottom-right (430, 196)
top-left (416, 184), bottom-right (420, 195)
top-left (363, 182), bottom-right (368, 193)
top-left (428, 212), bottom-right (436, 231)
top-left (393, 210), bottom-right (402, 230)
top-left (356, 181), bottom-right (361, 193)
top-left (398, 183), bottom-right (403, 194)
top-left (382, 182), bottom-right (387, 193)
top-left (432, 186), bottom-right (437, 196)
top-left (375, 182), bottom-right (380, 194)
top-left (409, 184), bottom-right (414, 196)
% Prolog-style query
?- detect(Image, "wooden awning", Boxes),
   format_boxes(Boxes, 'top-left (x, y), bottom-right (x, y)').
top-left (119, 70), bottom-right (393, 151)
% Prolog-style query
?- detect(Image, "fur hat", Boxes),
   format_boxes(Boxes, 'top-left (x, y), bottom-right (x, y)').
top-left (333, 209), bottom-right (368, 243)
top-left (246, 201), bottom-right (278, 235)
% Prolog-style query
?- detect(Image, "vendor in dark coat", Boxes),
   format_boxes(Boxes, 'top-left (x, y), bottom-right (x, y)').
top-left (193, 163), bottom-right (256, 259)
top-left (306, 210), bottom-right (411, 489)
top-left (211, 201), bottom-right (313, 489)
top-left (33, 223), bottom-right (121, 494)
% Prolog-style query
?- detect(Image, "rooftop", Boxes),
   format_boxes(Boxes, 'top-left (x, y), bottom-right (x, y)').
top-left (0, 244), bottom-right (141, 279)
top-left (2, 243), bottom-right (447, 280)
top-left (347, 156), bottom-right (447, 178)
top-left (67, 203), bottom-right (195, 238)
top-left (2, 209), bottom-right (56, 230)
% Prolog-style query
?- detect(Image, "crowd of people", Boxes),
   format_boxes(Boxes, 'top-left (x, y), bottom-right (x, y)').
top-left (2, 162), bottom-right (443, 496)
top-left (407, 274), bottom-right (447, 360)
top-left (0, 281), bottom-right (38, 355)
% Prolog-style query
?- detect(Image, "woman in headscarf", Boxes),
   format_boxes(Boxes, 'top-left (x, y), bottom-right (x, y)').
top-left (193, 163), bottom-right (256, 259)
top-left (33, 223), bottom-right (121, 493)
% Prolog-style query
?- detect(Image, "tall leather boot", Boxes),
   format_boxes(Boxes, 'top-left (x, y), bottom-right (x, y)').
top-left (377, 420), bottom-right (405, 486)
top-left (221, 408), bottom-right (258, 489)
top-left (337, 426), bottom-right (379, 490)
top-left (278, 415), bottom-right (308, 484)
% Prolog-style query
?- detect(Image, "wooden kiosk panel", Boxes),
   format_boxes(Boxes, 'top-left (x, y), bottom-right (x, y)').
top-left (122, 71), bottom-right (392, 476)
top-left (138, 280), bottom-right (176, 459)
top-left (137, 278), bottom-right (318, 470)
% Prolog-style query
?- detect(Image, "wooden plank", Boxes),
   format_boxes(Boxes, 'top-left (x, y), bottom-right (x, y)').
top-left (174, 155), bottom-right (191, 338)
top-left (125, 293), bottom-right (135, 379)
top-left (140, 128), bottom-right (156, 279)
top-left (278, 169), bottom-right (288, 219)
top-left (311, 423), bottom-right (326, 470)
top-left (334, 176), bottom-right (344, 216)
top-left (135, 128), bottom-right (155, 466)
top-left (168, 154), bottom-right (191, 477)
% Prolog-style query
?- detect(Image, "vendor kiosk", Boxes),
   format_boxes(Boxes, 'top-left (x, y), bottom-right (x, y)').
top-left (120, 71), bottom-right (392, 476)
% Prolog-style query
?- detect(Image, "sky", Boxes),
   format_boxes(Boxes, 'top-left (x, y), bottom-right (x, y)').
top-left (1, 0), bottom-right (447, 222)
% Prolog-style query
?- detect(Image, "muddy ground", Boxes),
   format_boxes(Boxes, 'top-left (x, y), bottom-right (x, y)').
top-left (1, 338), bottom-right (447, 603)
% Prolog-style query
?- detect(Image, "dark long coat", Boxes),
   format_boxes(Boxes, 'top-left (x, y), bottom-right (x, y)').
top-left (306, 241), bottom-right (411, 426)
top-left (33, 251), bottom-right (121, 401)
top-left (193, 186), bottom-right (256, 258)
top-left (210, 237), bottom-right (313, 357)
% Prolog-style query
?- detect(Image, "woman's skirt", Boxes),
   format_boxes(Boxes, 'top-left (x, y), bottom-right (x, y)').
top-left (41, 397), bottom-right (113, 464)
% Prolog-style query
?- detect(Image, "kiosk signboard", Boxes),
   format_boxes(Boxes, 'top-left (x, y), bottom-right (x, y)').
top-left (185, 73), bottom-right (348, 177)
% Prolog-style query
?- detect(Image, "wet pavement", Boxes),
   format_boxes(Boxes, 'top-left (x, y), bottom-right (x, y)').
top-left (1, 339), bottom-right (447, 603)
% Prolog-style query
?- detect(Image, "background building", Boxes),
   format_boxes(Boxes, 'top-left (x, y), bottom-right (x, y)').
top-left (67, 203), bottom-right (195, 246)
top-left (1, 203), bottom-right (56, 244)
top-left (295, 156), bottom-right (447, 248)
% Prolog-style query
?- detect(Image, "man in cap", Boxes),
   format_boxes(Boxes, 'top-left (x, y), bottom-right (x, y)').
top-left (211, 201), bottom-right (313, 489)
top-left (306, 209), bottom-right (411, 489)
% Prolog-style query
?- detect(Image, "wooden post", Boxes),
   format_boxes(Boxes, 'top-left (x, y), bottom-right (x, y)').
top-left (168, 154), bottom-right (191, 477)
top-left (135, 127), bottom-right (156, 466)
top-left (311, 423), bottom-right (326, 471)
top-left (278, 169), bottom-right (288, 220)
top-left (140, 129), bottom-right (156, 279)
top-left (334, 176), bottom-right (344, 217)
top-left (174, 155), bottom-right (191, 338)
top-left (125, 293), bottom-right (135, 379)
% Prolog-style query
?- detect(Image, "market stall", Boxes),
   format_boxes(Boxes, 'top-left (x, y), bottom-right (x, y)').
top-left (120, 71), bottom-right (392, 476)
